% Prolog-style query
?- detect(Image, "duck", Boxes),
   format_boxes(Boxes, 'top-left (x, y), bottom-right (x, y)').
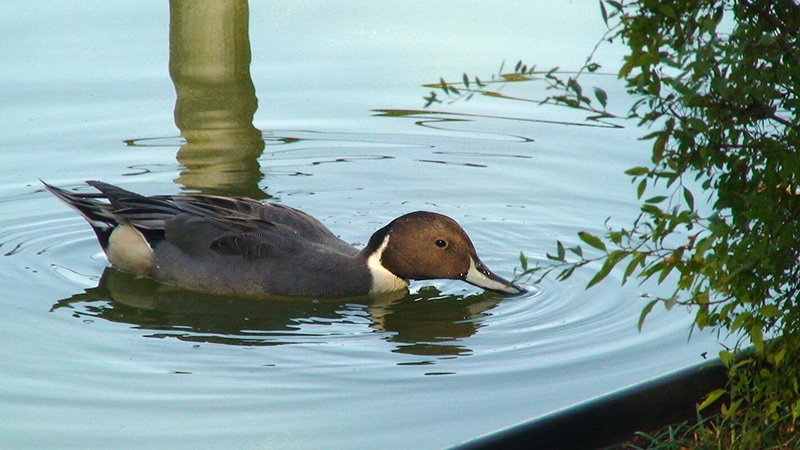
top-left (43, 180), bottom-right (524, 298)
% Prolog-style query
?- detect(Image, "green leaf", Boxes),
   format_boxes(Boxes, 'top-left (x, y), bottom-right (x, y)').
top-left (719, 350), bottom-right (734, 367)
top-left (519, 251), bottom-right (528, 271)
top-left (657, 263), bottom-right (674, 283)
top-left (623, 252), bottom-right (644, 284)
top-left (569, 246), bottom-right (583, 258)
top-left (724, 398), bottom-right (743, 418)
top-left (593, 87), bottom-right (608, 108)
top-left (640, 130), bottom-right (661, 140)
top-left (556, 265), bottom-right (576, 281)
top-left (557, 240), bottom-right (565, 260)
top-left (599, 0), bottom-right (609, 26)
top-left (656, 4), bottom-right (676, 19)
top-left (759, 304), bottom-right (781, 318)
top-left (567, 77), bottom-right (583, 97)
top-left (638, 299), bottom-right (657, 331)
top-left (641, 204), bottom-right (663, 217)
top-left (586, 263), bottom-right (612, 289)
top-left (652, 132), bottom-right (668, 163)
top-left (683, 187), bottom-right (695, 210)
top-left (750, 324), bottom-right (765, 353)
top-left (578, 231), bottom-right (606, 251)
top-left (462, 73), bottom-right (470, 88)
top-left (698, 389), bottom-right (726, 412)
top-left (730, 312), bottom-right (750, 331)
top-left (687, 117), bottom-right (708, 132)
top-left (587, 251), bottom-right (625, 289)
top-left (772, 347), bottom-right (786, 367)
top-left (637, 179), bottom-right (647, 199)
top-left (645, 195), bottom-right (668, 204)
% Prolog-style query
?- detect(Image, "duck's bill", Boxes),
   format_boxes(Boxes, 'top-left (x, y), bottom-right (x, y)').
top-left (464, 257), bottom-right (526, 295)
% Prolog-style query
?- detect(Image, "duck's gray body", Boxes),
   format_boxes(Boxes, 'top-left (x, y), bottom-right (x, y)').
top-left (155, 208), bottom-right (374, 297)
top-left (44, 181), bottom-right (523, 298)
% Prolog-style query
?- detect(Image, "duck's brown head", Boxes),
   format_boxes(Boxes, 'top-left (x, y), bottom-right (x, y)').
top-left (365, 211), bottom-right (524, 295)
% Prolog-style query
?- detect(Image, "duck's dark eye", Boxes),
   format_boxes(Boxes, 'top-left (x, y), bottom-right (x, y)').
top-left (435, 239), bottom-right (448, 248)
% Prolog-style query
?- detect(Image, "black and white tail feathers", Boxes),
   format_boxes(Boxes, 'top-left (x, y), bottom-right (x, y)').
top-left (43, 180), bottom-right (280, 256)
top-left (42, 180), bottom-right (121, 251)
top-left (43, 180), bottom-right (183, 249)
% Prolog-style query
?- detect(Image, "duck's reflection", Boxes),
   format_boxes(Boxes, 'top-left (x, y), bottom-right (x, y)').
top-left (52, 268), bottom-right (502, 357)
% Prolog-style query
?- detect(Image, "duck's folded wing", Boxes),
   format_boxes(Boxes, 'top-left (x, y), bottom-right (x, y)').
top-left (89, 181), bottom-right (345, 246)
top-left (84, 182), bottom-right (355, 261)
top-left (209, 231), bottom-right (279, 260)
top-left (172, 195), bottom-right (348, 246)
top-left (162, 213), bottom-right (307, 260)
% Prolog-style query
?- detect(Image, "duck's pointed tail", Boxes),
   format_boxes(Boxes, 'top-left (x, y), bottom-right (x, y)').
top-left (41, 180), bottom-right (118, 251)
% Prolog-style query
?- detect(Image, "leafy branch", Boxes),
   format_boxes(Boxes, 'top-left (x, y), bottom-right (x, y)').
top-left (429, 0), bottom-right (800, 443)
top-left (423, 61), bottom-right (620, 125)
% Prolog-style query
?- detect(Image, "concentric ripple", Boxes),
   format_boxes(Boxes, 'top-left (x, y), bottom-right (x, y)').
top-left (1, 130), bottom-right (727, 450)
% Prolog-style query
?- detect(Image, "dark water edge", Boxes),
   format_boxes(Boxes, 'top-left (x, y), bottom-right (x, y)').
top-left (448, 358), bottom-right (727, 450)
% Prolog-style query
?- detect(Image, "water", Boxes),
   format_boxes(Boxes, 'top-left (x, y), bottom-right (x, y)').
top-left (1, 2), bottom-right (725, 449)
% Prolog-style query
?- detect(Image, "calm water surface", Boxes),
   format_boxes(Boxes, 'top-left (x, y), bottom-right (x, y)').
top-left (1, 2), bottom-right (725, 449)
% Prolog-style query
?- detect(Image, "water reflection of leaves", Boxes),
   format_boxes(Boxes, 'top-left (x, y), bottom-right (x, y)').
top-left (374, 109), bottom-right (617, 133)
top-left (51, 268), bottom-right (502, 356)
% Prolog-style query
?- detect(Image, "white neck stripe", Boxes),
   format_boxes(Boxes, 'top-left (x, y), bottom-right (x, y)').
top-left (366, 234), bottom-right (409, 294)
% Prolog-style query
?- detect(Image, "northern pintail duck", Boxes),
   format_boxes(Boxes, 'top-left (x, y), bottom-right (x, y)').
top-left (44, 181), bottom-right (524, 297)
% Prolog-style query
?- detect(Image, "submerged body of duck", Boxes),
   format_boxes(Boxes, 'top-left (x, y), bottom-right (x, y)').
top-left (44, 181), bottom-right (523, 298)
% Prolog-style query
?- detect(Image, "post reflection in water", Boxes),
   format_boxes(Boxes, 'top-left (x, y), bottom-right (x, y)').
top-left (52, 268), bottom-right (502, 358)
top-left (169, 0), bottom-right (266, 199)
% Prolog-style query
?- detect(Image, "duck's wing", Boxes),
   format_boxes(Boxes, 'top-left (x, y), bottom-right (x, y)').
top-left (170, 195), bottom-right (344, 246)
top-left (83, 181), bottom-right (354, 257)
top-left (158, 213), bottom-right (296, 259)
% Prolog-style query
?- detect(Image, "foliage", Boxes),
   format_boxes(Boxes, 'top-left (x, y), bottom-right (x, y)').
top-left (422, 60), bottom-right (621, 126)
top-left (428, 0), bottom-right (800, 447)
top-left (606, 410), bottom-right (800, 449)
